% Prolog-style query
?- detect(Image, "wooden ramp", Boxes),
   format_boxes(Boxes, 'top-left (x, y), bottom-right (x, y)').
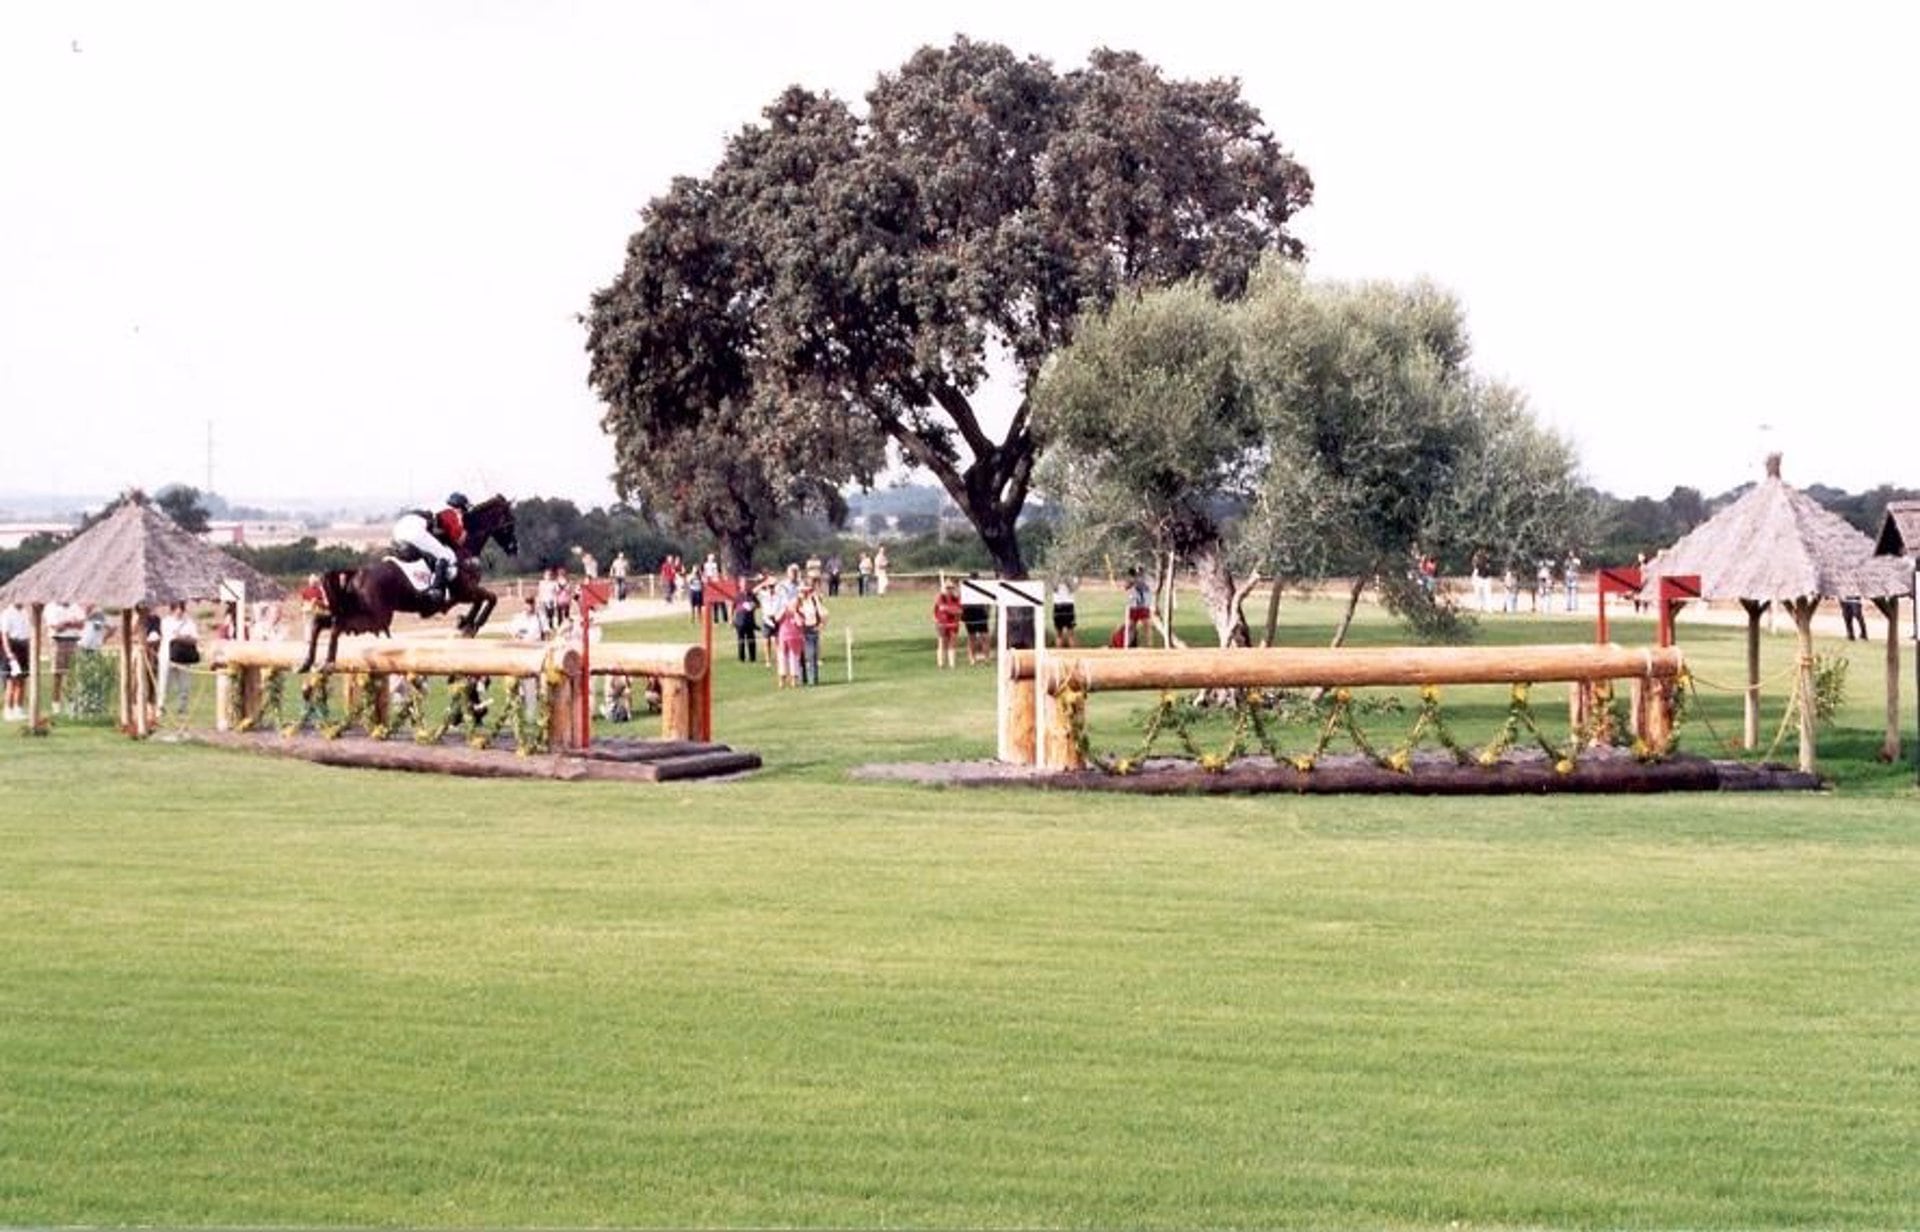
top-left (192, 731), bottom-right (760, 783)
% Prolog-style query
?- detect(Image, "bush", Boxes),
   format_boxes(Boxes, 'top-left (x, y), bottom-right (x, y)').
top-left (62, 650), bottom-right (119, 720)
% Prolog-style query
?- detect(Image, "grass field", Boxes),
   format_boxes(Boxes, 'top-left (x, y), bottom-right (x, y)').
top-left (2, 589), bottom-right (1915, 1227)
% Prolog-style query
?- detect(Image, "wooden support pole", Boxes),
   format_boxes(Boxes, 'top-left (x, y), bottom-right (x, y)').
top-left (215, 667), bottom-right (233, 732)
top-left (1741, 599), bottom-right (1767, 750)
top-left (118, 610), bottom-right (135, 731)
top-left (1875, 594), bottom-right (1901, 763)
top-left (1792, 599), bottom-right (1819, 774)
top-left (240, 665), bottom-right (263, 727)
top-left (659, 677), bottom-right (693, 741)
top-left (1005, 668), bottom-right (1038, 767)
top-left (1044, 688), bottom-right (1086, 772)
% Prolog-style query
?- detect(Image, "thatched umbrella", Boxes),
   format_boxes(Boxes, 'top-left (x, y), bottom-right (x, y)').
top-left (1642, 455), bottom-right (1908, 772)
top-left (0, 496), bottom-right (285, 735)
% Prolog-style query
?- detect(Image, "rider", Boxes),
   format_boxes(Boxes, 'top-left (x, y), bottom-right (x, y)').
top-left (391, 492), bottom-right (468, 604)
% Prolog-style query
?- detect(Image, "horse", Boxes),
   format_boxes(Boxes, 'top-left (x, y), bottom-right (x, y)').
top-left (299, 494), bottom-right (519, 671)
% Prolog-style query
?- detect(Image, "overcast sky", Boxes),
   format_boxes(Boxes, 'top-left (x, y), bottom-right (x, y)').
top-left (3, 0), bottom-right (1913, 512)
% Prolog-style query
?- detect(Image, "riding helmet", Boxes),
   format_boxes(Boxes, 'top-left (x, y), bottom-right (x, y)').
top-left (446, 491), bottom-right (470, 510)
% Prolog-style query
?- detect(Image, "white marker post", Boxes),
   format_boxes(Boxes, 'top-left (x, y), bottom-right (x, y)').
top-left (963, 577), bottom-right (1047, 763)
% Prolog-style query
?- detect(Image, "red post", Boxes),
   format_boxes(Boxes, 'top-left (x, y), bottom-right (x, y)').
top-left (1657, 575), bottom-right (1701, 648)
top-left (1595, 565), bottom-right (1643, 645)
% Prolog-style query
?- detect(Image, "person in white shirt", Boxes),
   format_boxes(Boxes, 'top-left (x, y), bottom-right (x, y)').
top-left (155, 601), bottom-right (200, 719)
top-left (45, 600), bottom-right (84, 713)
top-left (507, 597), bottom-right (545, 716)
top-left (2, 601), bottom-right (33, 720)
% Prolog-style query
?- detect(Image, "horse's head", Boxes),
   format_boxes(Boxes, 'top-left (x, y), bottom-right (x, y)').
top-left (464, 494), bottom-right (518, 557)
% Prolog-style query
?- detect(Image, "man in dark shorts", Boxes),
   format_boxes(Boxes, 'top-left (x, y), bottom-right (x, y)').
top-left (1051, 579), bottom-right (1078, 648)
top-left (3, 600), bottom-right (34, 721)
top-left (960, 574), bottom-right (991, 665)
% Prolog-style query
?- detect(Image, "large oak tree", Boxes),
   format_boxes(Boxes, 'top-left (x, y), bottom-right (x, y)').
top-left (585, 38), bottom-right (1312, 577)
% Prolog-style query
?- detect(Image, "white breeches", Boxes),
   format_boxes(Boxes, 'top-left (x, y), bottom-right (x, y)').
top-left (393, 514), bottom-right (456, 567)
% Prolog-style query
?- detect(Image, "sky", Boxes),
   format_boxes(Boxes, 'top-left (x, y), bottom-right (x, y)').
top-left (3, 0), bottom-right (1914, 514)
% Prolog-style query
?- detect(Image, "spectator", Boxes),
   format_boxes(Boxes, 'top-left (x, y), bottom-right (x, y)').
top-left (1124, 570), bottom-right (1153, 648)
top-left (774, 602), bottom-right (804, 689)
top-left (792, 581), bottom-right (828, 685)
top-left (46, 600), bottom-right (83, 713)
top-left (1051, 578), bottom-right (1078, 649)
top-left (2, 600), bottom-right (32, 721)
top-left (78, 604), bottom-right (108, 653)
top-left (825, 553), bottom-right (843, 597)
top-left (508, 596), bottom-right (544, 716)
top-left (857, 551), bottom-right (873, 597)
top-left (1841, 594), bottom-right (1867, 641)
top-left (873, 545), bottom-right (890, 596)
top-left (609, 551), bottom-right (631, 602)
top-left (155, 601), bottom-right (200, 720)
top-left (732, 580), bottom-right (760, 662)
top-left (960, 574), bottom-right (991, 665)
top-left (932, 579), bottom-right (963, 668)
top-left (536, 568), bottom-right (561, 633)
top-left (298, 573), bottom-right (327, 644)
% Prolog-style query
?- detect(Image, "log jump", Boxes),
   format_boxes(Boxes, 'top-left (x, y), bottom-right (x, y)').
top-left (1002, 644), bottom-right (1687, 772)
top-left (210, 639), bottom-right (711, 749)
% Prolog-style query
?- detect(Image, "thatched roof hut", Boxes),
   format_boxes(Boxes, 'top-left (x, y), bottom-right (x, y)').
top-left (0, 498), bottom-right (283, 608)
top-left (1641, 456), bottom-right (1906, 772)
top-left (1874, 499), bottom-right (1920, 560)
top-left (0, 496), bottom-right (284, 736)
top-left (1642, 457), bottom-right (1908, 604)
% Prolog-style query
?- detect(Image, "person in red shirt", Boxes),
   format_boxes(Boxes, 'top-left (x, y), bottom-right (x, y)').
top-left (932, 579), bottom-right (963, 669)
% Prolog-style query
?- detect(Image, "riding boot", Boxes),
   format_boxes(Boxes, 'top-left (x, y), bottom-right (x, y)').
top-left (428, 560), bottom-right (454, 606)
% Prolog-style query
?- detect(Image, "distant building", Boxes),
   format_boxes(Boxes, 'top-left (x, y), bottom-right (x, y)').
top-left (0, 522), bottom-right (78, 550)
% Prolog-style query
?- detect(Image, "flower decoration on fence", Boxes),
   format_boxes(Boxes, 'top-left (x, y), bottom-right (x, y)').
top-left (1065, 674), bottom-right (1682, 777)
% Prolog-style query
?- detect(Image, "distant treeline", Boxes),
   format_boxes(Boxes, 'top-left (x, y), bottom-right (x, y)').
top-left (3, 482), bottom-right (1913, 589)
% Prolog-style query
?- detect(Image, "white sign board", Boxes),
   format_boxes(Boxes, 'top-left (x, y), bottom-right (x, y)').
top-left (962, 578), bottom-right (1045, 608)
top-left (955, 578), bottom-right (1051, 764)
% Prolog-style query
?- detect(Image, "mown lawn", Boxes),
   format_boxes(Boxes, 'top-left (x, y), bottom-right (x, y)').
top-left (2, 589), bottom-right (1915, 1227)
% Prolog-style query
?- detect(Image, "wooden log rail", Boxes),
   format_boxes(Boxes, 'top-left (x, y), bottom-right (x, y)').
top-left (585, 642), bottom-right (711, 743)
top-left (1003, 644), bottom-right (1687, 771)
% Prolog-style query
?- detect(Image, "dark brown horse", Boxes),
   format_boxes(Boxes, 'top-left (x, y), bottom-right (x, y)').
top-left (300, 494), bottom-right (518, 670)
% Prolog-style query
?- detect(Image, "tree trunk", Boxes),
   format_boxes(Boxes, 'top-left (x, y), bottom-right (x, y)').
top-left (1261, 580), bottom-right (1283, 647)
top-left (1190, 543), bottom-right (1250, 647)
top-left (1329, 577), bottom-right (1368, 649)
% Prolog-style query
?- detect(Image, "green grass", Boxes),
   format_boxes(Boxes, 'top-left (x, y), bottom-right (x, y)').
top-left (2, 590), bottom-right (1916, 1227)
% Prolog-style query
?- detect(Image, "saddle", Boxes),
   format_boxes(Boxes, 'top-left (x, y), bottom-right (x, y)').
top-left (383, 556), bottom-right (437, 593)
